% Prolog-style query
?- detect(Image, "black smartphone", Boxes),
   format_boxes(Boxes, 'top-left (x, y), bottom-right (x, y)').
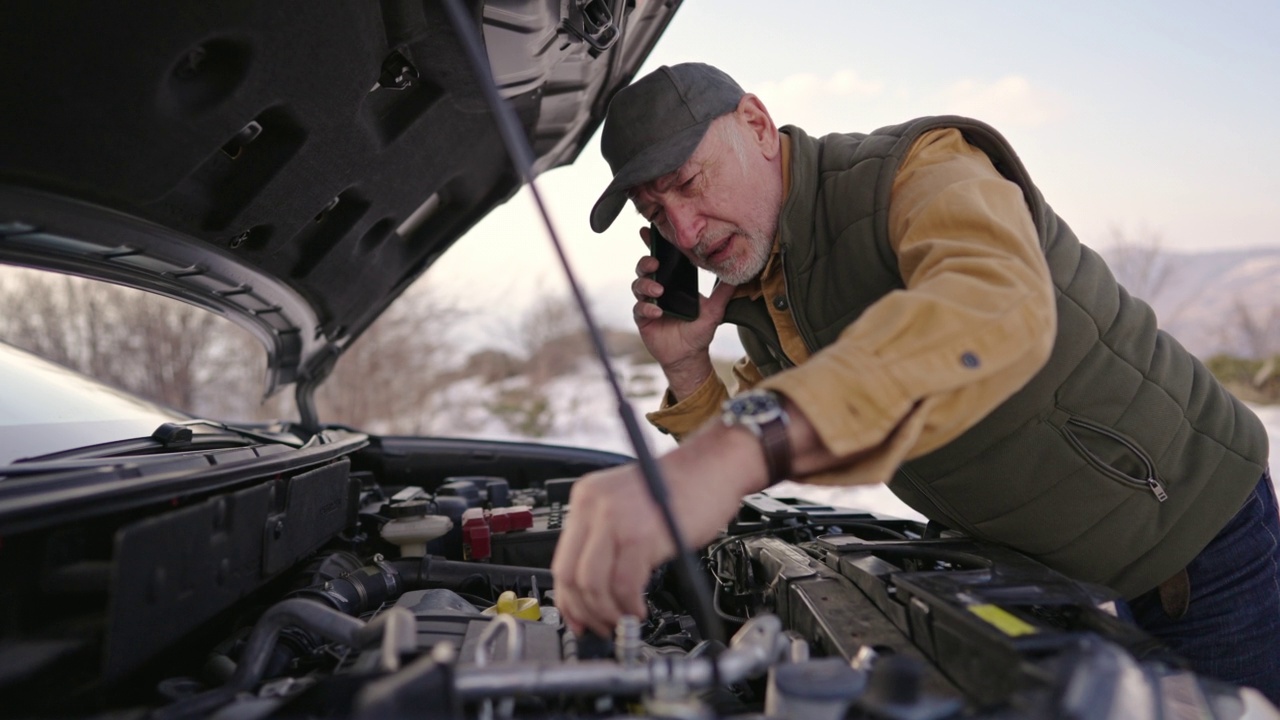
top-left (649, 225), bottom-right (700, 321)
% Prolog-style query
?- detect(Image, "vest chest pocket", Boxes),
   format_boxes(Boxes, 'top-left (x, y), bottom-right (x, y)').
top-left (1050, 412), bottom-right (1169, 502)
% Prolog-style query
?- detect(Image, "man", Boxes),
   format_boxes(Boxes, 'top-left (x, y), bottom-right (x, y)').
top-left (549, 62), bottom-right (1280, 698)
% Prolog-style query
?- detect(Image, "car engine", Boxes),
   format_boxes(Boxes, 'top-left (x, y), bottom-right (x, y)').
top-left (4, 445), bottom-right (1274, 720)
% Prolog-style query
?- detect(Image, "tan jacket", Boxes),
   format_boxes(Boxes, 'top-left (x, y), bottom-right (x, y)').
top-left (646, 128), bottom-right (1055, 487)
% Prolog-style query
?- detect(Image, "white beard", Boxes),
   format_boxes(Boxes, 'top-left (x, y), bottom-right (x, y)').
top-left (698, 229), bottom-right (772, 285)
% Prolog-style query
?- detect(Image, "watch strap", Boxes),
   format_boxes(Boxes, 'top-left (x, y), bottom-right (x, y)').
top-left (723, 390), bottom-right (792, 486)
top-left (759, 416), bottom-right (791, 486)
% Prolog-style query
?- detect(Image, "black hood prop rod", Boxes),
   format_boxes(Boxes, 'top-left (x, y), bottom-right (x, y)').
top-left (441, 0), bottom-right (724, 644)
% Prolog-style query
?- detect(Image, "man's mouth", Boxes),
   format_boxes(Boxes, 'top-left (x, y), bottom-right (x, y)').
top-left (702, 234), bottom-right (735, 266)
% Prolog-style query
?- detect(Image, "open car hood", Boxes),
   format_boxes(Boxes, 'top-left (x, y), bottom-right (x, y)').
top-left (0, 0), bottom-right (678, 403)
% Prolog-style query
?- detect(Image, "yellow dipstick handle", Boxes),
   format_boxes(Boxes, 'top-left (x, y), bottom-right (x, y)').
top-left (483, 590), bottom-right (541, 621)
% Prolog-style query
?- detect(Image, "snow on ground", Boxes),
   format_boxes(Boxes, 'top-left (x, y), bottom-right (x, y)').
top-left (441, 358), bottom-right (923, 520)
top-left (1246, 403), bottom-right (1280, 500)
top-left (452, 358), bottom-right (1280, 523)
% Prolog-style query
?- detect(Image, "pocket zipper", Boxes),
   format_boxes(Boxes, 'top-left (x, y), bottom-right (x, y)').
top-left (1064, 418), bottom-right (1168, 503)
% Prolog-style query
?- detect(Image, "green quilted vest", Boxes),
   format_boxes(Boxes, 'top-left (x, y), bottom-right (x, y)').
top-left (724, 117), bottom-right (1268, 598)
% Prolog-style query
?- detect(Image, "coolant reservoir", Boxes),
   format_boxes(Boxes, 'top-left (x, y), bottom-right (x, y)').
top-left (380, 500), bottom-right (453, 557)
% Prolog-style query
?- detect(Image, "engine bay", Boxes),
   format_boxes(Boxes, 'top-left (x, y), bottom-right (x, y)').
top-left (1, 441), bottom-right (1275, 719)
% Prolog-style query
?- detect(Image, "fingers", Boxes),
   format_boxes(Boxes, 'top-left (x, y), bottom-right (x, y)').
top-left (550, 467), bottom-right (664, 637)
top-left (572, 519), bottom-right (628, 636)
top-left (635, 255), bottom-right (659, 277)
top-left (611, 538), bottom-right (653, 619)
top-left (630, 256), bottom-right (666, 327)
top-left (550, 494), bottom-right (589, 634)
top-left (631, 274), bottom-right (663, 302)
top-left (632, 256), bottom-right (662, 317)
top-left (633, 301), bottom-right (662, 324)
top-left (552, 475), bottom-right (630, 636)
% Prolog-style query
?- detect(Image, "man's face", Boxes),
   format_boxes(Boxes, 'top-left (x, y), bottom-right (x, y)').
top-left (629, 115), bottom-right (780, 285)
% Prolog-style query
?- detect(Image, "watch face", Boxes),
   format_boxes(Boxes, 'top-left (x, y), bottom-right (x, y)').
top-left (728, 391), bottom-right (784, 424)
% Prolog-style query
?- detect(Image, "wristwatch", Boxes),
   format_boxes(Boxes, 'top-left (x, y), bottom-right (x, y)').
top-left (722, 389), bottom-right (792, 486)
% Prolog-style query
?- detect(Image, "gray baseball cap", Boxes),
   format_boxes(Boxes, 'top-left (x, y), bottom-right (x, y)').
top-left (589, 63), bottom-right (745, 233)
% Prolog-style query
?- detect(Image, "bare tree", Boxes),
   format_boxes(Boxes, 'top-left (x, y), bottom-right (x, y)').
top-left (0, 266), bottom-right (481, 431)
top-left (1105, 225), bottom-right (1177, 305)
top-left (0, 268), bottom-right (281, 417)
top-left (1227, 298), bottom-right (1280, 360)
top-left (469, 292), bottom-right (589, 438)
top-left (0, 272), bottom-right (96, 370)
top-left (515, 292), bottom-right (592, 386)
top-left (186, 318), bottom-right (294, 422)
top-left (315, 286), bottom-right (468, 434)
top-left (0, 267), bottom-right (659, 440)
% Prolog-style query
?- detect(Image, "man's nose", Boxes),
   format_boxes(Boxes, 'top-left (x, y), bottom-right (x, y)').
top-left (665, 201), bottom-right (703, 251)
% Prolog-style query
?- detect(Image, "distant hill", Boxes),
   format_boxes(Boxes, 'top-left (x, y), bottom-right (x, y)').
top-left (1096, 245), bottom-right (1280, 360)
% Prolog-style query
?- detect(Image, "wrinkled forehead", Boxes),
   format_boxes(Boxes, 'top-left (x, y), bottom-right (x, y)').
top-left (626, 165), bottom-right (682, 205)
top-left (625, 127), bottom-right (718, 205)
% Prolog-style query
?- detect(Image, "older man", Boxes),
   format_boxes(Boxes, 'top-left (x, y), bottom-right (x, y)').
top-left (549, 62), bottom-right (1279, 698)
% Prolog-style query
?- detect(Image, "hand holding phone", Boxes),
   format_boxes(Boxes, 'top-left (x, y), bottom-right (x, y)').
top-left (648, 225), bottom-right (700, 322)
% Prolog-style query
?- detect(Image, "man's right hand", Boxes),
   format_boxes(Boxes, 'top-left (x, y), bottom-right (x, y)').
top-left (551, 419), bottom-right (772, 637)
top-left (632, 227), bottom-right (736, 400)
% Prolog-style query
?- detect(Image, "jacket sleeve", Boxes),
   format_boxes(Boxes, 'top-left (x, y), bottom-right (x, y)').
top-left (759, 128), bottom-right (1057, 485)
top-left (645, 356), bottom-right (764, 442)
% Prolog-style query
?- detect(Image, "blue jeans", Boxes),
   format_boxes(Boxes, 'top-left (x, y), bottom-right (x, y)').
top-left (1124, 471), bottom-right (1280, 703)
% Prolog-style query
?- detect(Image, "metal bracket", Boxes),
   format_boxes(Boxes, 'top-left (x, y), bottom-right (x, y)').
top-left (560, 0), bottom-right (623, 56)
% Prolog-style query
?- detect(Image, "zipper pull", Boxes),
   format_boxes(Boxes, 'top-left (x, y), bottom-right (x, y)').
top-left (1146, 477), bottom-right (1169, 502)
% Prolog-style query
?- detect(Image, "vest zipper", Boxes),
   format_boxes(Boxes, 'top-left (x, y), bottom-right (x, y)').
top-left (1062, 417), bottom-right (1168, 503)
top-left (778, 245), bottom-right (820, 355)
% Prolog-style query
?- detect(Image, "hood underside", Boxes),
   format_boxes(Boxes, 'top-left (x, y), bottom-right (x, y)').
top-left (0, 0), bottom-right (678, 399)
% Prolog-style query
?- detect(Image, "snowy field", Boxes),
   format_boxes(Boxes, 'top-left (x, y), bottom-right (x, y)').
top-left (1248, 403), bottom-right (1280, 499)
top-left (451, 357), bottom-right (1280, 522)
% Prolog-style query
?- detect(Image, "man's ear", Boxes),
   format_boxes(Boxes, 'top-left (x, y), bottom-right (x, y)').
top-left (736, 94), bottom-right (780, 159)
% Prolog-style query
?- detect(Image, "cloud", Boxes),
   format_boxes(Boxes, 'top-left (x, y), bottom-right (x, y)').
top-left (755, 69), bottom-right (883, 102)
top-left (752, 69), bottom-right (884, 132)
top-left (747, 70), bottom-right (1065, 134)
top-left (937, 75), bottom-right (1064, 128)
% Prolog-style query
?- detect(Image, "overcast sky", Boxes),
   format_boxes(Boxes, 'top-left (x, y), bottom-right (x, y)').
top-left (428, 0), bottom-right (1280, 349)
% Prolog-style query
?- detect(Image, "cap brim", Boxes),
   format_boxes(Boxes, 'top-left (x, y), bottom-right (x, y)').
top-left (589, 119), bottom-right (714, 233)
